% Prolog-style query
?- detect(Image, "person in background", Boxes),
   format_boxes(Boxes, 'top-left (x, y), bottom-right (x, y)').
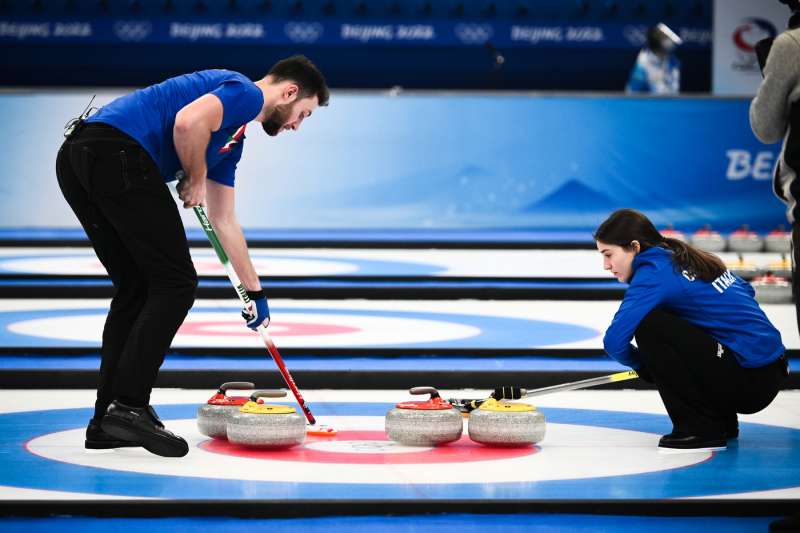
top-left (626, 22), bottom-right (682, 95)
top-left (750, 0), bottom-right (800, 334)
top-left (596, 209), bottom-right (788, 452)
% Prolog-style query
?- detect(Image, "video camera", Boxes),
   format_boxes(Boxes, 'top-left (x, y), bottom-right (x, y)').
top-left (755, 0), bottom-right (800, 74)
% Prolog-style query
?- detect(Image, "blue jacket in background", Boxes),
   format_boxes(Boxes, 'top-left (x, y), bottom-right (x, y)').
top-left (604, 246), bottom-right (784, 369)
top-left (626, 48), bottom-right (680, 95)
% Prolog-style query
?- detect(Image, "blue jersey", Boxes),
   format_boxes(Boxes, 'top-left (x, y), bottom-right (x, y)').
top-left (86, 69), bottom-right (263, 186)
top-left (604, 247), bottom-right (784, 369)
top-left (626, 48), bottom-right (680, 95)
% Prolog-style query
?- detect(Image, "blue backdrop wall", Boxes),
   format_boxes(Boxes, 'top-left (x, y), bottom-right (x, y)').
top-left (0, 0), bottom-right (712, 91)
top-left (1, 90), bottom-right (783, 233)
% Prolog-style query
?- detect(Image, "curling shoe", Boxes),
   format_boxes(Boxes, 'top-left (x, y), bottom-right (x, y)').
top-left (101, 401), bottom-right (188, 457)
top-left (658, 432), bottom-right (726, 453)
top-left (85, 418), bottom-right (140, 449)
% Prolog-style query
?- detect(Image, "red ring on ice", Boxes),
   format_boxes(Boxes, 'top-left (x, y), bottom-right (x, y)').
top-left (178, 321), bottom-right (360, 337)
top-left (200, 430), bottom-right (538, 464)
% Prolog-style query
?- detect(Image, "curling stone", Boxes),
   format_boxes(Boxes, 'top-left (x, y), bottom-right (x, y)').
top-left (725, 254), bottom-right (761, 280)
top-left (660, 225), bottom-right (687, 243)
top-left (751, 273), bottom-right (792, 304)
top-left (690, 225), bottom-right (727, 253)
top-left (197, 381), bottom-right (254, 439)
top-left (766, 255), bottom-right (792, 278)
top-left (385, 387), bottom-right (463, 446)
top-left (467, 399), bottom-right (545, 447)
top-left (226, 390), bottom-right (306, 448)
top-left (765, 226), bottom-right (792, 254)
top-left (728, 225), bottom-right (764, 253)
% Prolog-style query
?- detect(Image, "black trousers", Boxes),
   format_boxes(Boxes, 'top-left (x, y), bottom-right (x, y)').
top-left (56, 123), bottom-right (197, 420)
top-left (634, 309), bottom-right (788, 436)
top-left (793, 222), bottom-right (800, 336)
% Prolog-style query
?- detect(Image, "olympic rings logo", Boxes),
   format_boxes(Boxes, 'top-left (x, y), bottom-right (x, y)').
top-left (623, 25), bottom-right (648, 46)
top-left (284, 22), bottom-right (324, 43)
top-left (113, 20), bottom-right (153, 42)
top-left (454, 23), bottom-right (493, 44)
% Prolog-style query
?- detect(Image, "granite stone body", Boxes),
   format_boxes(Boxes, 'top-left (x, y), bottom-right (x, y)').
top-left (226, 409), bottom-right (306, 448)
top-left (468, 400), bottom-right (546, 446)
top-left (385, 407), bottom-right (464, 446)
top-left (197, 404), bottom-right (241, 439)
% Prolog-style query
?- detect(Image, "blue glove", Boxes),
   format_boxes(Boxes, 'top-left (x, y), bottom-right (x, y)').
top-left (242, 289), bottom-right (270, 330)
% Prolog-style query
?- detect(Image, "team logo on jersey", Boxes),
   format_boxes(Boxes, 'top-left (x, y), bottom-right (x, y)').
top-left (218, 124), bottom-right (247, 154)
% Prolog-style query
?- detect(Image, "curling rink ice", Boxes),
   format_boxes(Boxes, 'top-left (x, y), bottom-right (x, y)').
top-left (0, 388), bottom-right (798, 502)
top-left (0, 247), bottom-right (790, 279)
top-left (0, 298), bottom-right (797, 351)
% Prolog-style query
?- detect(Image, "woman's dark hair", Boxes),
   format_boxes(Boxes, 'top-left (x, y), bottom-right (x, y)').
top-left (593, 208), bottom-right (727, 282)
top-left (267, 55), bottom-right (329, 106)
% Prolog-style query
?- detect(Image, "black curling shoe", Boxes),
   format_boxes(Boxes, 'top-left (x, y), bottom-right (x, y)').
top-left (725, 414), bottom-right (739, 439)
top-left (101, 401), bottom-right (189, 458)
top-left (658, 433), bottom-right (727, 453)
top-left (85, 418), bottom-right (140, 449)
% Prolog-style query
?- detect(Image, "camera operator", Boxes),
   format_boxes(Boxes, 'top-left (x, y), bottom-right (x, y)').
top-left (750, 0), bottom-right (800, 334)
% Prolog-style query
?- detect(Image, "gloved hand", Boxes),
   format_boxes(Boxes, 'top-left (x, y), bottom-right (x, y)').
top-left (242, 289), bottom-right (270, 330)
top-left (755, 37), bottom-right (774, 76)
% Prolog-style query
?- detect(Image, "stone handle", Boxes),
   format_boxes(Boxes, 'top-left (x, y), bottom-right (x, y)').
top-left (219, 382), bottom-right (255, 394)
top-left (409, 386), bottom-right (440, 399)
top-left (250, 390), bottom-right (288, 401)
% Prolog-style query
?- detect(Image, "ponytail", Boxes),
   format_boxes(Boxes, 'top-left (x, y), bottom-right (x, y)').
top-left (661, 237), bottom-right (726, 282)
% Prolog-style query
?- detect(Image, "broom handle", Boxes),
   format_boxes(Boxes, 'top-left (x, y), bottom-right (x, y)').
top-left (187, 198), bottom-right (316, 425)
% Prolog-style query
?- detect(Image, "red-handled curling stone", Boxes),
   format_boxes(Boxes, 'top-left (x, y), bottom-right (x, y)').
top-left (765, 225), bottom-right (791, 254)
top-left (752, 272), bottom-right (792, 304)
top-left (660, 225), bottom-right (687, 243)
top-left (385, 387), bottom-right (463, 446)
top-left (690, 224), bottom-right (726, 252)
top-left (728, 225), bottom-right (764, 253)
top-left (197, 382), bottom-right (255, 439)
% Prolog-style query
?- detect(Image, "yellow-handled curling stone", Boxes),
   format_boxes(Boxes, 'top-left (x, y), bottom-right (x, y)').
top-left (385, 387), bottom-right (463, 446)
top-left (197, 382), bottom-right (254, 439)
top-left (467, 399), bottom-right (545, 446)
top-left (226, 390), bottom-right (306, 448)
top-left (765, 255), bottom-right (792, 278)
top-left (449, 371), bottom-right (641, 447)
top-left (725, 255), bottom-right (760, 280)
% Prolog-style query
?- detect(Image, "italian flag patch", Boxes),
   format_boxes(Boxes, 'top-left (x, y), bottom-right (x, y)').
top-left (218, 124), bottom-right (247, 154)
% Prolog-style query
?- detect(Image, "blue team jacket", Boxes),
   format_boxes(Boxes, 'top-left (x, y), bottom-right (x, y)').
top-left (604, 246), bottom-right (784, 369)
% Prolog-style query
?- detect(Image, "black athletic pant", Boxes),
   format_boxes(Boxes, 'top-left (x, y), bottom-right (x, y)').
top-left (56, 123), bottom-right (197, 420)
top-left (793, 222), bottom-right (800, 336)
top-left (634, 309), bottom-right (788, 437)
